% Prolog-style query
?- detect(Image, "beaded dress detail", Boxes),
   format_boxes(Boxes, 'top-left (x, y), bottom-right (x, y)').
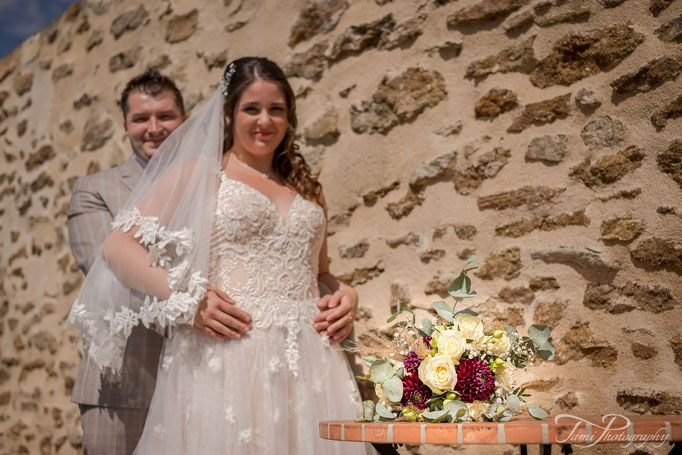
top-left (133, 172), bottom-right (366, 454)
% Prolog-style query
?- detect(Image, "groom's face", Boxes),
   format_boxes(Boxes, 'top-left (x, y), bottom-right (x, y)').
top-left (124, 90), bottom-right (185, 162)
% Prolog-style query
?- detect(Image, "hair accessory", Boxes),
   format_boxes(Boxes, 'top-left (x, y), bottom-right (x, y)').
top-left (219, 63), bottom-right (236, 98)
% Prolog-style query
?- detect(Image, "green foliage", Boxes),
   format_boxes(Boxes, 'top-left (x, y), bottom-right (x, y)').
top-left (447, 255), bottom-right (481, 299)
top-left (381, 376), bottom-right (404, 403)
top-left (375, 402), bottom-right (397, 421)
top-left (444, 400), bottom-right (469, 422)
top-left (421, 318), bottom-right (434, 336)
top-left (421, 409), bottom-right (450, 422)
top-left (369, 360), bottom-right (393, 384)
top-left (528, 404), bottom-right (548, 420)
top-left (506, 394), bottom-right (520, 412)
top-left (362, 400), bottom-right (375, 421)
top-left (362, 356), bottom-right (377, 368)
top-left (528, 324), bottom-right (555, 360)
top-left (432, 301), bottom-right (455, 322)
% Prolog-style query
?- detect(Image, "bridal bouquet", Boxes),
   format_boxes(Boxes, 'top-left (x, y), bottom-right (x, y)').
top-left (357, 256), bottom-right (555, 423)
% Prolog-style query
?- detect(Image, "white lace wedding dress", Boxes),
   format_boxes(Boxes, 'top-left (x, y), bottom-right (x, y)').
top-left (133, 171), bottom-right (368, 454)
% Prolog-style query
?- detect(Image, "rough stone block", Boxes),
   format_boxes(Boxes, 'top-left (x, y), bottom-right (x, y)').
top-left (526, 134), bottom-right (569, 163)
top-left (570, 145), bottom-right (644, 187)
top-left (350, 67), bottom-right (446, 135)
top-left (289, 0), bottom-right (349, 47)
top-left (657, 139), bottom-right (682, 189)
top-left (530, 24), bottom-right (644, 88)
top-left (165, 9), bottom-right (199, 44)
top-left (474, 88), bottom-right (518, 119)
top-left (478, 185), bottom-right (565, 210)
top-left (508, 93), bottom-right (571, 133)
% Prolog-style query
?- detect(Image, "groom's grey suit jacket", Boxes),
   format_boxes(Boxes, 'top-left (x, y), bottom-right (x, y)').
top-left (68, 155), bottom-right (164, 409)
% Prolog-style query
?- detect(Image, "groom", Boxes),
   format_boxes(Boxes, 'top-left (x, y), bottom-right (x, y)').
top-left (68, 69), bottom-right (188, 454)
top-left (68, 69), bottom-right (197, 454)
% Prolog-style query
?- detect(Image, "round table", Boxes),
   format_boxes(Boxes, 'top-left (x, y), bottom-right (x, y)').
top-left (320, 415), bottom-right (682, 454)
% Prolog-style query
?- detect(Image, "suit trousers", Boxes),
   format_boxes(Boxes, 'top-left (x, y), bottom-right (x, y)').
top-left (79, 405), bottom-right (149, 455)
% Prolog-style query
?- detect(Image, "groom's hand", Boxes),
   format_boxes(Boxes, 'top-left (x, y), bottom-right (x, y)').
top-left (313, 289), bottom-right (357, 344)
top-left (193, 285), bottom-right (252, 341)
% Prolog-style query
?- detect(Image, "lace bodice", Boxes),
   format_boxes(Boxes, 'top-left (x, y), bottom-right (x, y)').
top-left (208, 172), bottom-right (327, 374)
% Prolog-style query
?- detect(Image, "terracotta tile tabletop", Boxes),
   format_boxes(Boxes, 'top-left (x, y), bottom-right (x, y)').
top-left (320, 415), bottom-right (682, 445)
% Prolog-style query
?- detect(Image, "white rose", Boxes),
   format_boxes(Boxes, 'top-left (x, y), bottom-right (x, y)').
top-left (437, 329), bottom-right (467, 364)
top-left (455, 313), bottom-right (484, 340)
top-left (418, 354), bottom-right (457, 395)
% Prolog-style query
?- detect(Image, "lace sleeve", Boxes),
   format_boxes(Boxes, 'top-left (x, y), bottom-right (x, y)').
top-left (109, 207), bottom-right (207, 331)
top-left (67, 89), bottom-right (224, 374)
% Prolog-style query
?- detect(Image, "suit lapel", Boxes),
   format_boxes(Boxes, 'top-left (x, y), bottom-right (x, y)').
top-left (119, 155), bottom-right (144, 192)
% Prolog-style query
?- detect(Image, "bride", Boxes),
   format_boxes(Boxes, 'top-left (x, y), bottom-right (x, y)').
top-left (69, 57), bottom-right (369, 454)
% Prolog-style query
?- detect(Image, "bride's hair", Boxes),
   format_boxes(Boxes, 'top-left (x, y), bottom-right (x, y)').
top-left (222, 57), bottom-right (322, 205)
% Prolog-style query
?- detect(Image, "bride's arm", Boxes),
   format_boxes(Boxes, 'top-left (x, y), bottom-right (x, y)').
top-left (102, 228), bottom-right (171, 300)
top-left (103, 223), bottom-right (252, 339)
top-left (313, 192), bottom-right (358, 343)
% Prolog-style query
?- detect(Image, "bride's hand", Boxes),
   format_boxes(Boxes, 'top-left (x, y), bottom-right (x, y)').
top-left (313, 289), bottom-right (357, 344)
top-left (193, 285), bottom-right (252, 341)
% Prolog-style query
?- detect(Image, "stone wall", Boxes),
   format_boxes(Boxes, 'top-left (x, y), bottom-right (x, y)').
top-left (0, 0), bottom-right (680, 454)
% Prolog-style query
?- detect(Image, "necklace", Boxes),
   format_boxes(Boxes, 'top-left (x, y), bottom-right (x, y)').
top-left (230, 153), bottom-right (276, 180)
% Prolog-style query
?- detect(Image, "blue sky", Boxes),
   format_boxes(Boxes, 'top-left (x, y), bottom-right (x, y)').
top-left (0, 0), bottom-right (78, 59)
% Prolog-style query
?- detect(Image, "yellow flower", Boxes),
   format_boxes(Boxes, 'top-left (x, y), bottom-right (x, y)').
top-left (436, 329), bottom-right (466, 364)
top-left (418, 353), bottom-right (457, 395)
top-left (489, 358), bottom-right (508, 374)
top-left (455, 313), bottom-right (484, 341)
top-left (403, 409), bottom-right (417, 422)
top-left (375, 383), bottom-right (386, 402)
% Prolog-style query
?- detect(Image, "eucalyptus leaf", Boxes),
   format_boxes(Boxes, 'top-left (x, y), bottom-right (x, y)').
top-left (528, 325), bottom-right (551, 345)
top-left (461, 255), bottom-right (481, 272)
top-left (535, 340), bottom-right (555, 360)
top-left (403, 307), bottom-right (416, 324)
top-left (447, 274), bottom-right (470, 296)
top-left (506, 394), bottom-right (520, 411)
top-left (395, 367), bottom-right (405, 380)
top-left (432, 301), bottom-right (455, 322)
top-left (444, 400), bottom-right (469, 422)
top-left (421, 318), bottom-right (434, 336)
top-left (449, 289), bottom-right (478, 299)
top-left (375, 402), bottom-right (397, 419)
top-left (421, 409), bottom-right (449, 423)
top-left (453, 309), bottom-right (479, 318)
top-left (386, 313), bottom-right (399, 323)
top-left (499, 410), bottom-right (513, 422)
top-left (362, 400), bottom-right (375, 421)
top-left (381, 376), bottom-right (404, 403)
top-left (504, 326), bottom-right (519, 343)
top-left (396, 300), bottom-right (402, 314)
top-left (391, 321), bottom-right (409, 329)
top-left (362, 356), bottom-right (377, 368)
top-left (528, 404), bottom-right (548, 420)
top-left (369, 360), bottom-right (394, 384)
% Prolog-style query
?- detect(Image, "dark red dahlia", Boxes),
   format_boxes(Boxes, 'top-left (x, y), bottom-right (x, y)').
top-left (454, 358), bottom-right (495, 402)
top-left (423, 336), bottom-right (432, 346)
top-left (403, 350), bottom-right (421, 373)
top-left (401, 371), bottom-right (431, 410)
